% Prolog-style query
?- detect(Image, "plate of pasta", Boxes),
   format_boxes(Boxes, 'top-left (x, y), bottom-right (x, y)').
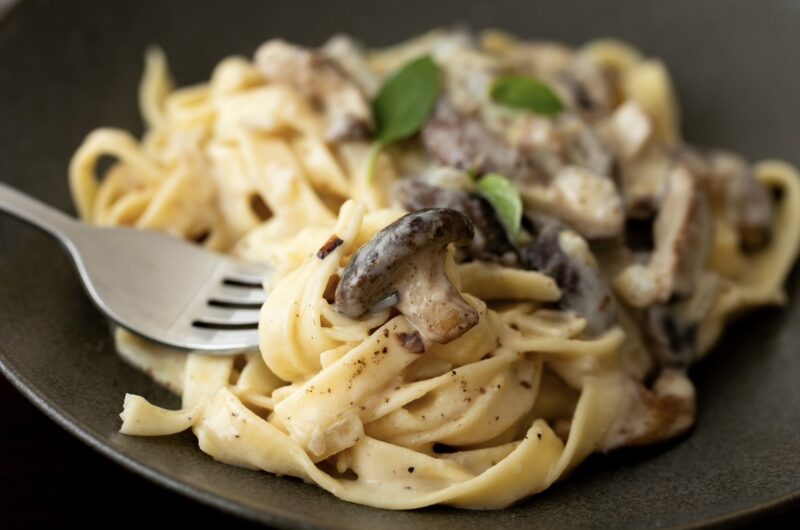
top-left (1, 0), bottom-right (800, 528)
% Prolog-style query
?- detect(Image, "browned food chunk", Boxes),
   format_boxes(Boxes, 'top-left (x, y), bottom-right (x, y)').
top-left (421, 99), bottom-right (548, 183)
top-left (519, 219), bottom-right (617, 335)
top-left (334, 208), bottom-right (479, 343)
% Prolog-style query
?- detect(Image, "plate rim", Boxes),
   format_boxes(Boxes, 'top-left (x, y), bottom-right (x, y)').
top-left (0, 353), bottom-right (311, 530)
top-left (2, 349), bottom-right (799, 530)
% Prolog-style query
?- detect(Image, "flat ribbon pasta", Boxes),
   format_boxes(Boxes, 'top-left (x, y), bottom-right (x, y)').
top-left (65, 30), bottom-right (800, 511)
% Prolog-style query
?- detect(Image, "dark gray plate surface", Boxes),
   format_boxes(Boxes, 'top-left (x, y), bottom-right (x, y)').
top-left (1, 1), bottom-right (799, 528)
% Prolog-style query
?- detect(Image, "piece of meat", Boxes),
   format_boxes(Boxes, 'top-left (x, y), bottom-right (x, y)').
top-left (614, 165), bottom-right (713, 307)
top-left (519, 220), bottom-right (617, 335)
top-left (644, 304), bottom-right (698, 367)
top-left (602, 369), bottom-right (696, 450)
top-left (422, 99), bottom-right (549, 184)
top-left (423, 97), bottom-right (623, 241)
top-left (641, 270), bottom-right (720, 368)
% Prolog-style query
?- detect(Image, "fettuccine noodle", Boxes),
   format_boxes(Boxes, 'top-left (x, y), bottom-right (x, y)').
top-left (69, 29), bottom-right (800, 509)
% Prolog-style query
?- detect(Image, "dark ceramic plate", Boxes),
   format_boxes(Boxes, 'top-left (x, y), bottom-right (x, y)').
top-left (1, 0), bottom-right (799, 528)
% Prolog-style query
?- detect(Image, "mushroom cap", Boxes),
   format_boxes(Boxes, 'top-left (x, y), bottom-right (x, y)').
top-left (334, 208), bottom-right (474, 319)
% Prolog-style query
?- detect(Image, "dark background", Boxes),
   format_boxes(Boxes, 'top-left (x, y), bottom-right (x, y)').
top-left (0, 376), bottom-right (255, 529)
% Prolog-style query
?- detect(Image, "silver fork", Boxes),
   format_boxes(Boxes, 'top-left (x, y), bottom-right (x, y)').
top-left (0, 182), bottom-right (270, 354)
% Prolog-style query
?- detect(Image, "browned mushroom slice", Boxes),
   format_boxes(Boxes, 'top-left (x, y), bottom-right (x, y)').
top-left (421, 99), bottom-right (549, 184)
top-left (255, 39), bottom-right (372, 142)
top-left (424, 107), bottom-right (622, 233)
top-left (644, 304), bottom-right (698, 368)
top-left (519, 220), bottom-right (617, 335)
top-left (642, 270), bottom-right (719, 368)
top-left (334, 208), bottom-right (479, 344)
top-left (602, 369), bottom-right (696, 450)
top-left (615, 165), bottom-right (713, 307)
top-left (654, 166), bottom-right (713, 296)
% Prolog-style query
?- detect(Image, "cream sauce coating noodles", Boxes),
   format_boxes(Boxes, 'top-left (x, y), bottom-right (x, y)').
top-left (68, 29), bottom-right (800, 509)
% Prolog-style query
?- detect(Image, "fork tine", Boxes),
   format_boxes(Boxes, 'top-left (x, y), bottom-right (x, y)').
top-left (198, 305), bottom-right (261, 325)
top-left (211, 284), bottom-right (268, 305)
top-left (192, 319), bottom-right (259, 330)
top-left (179, 326), bottom-right (261, 353)
top-left (222, 277), bottom-right (263, 288)
top-left (207, 299), bottom-right (263, 309)
top-left (222, 259), bottom-right (272, 285)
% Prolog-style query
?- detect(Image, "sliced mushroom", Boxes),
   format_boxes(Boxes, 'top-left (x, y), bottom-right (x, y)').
top-left (422, 98), bottom-right (548, 184)
top-left (255, 39), bottom-right (372, 142)
top-left (614, 164), bottom-right (713, 307)
top-left (644, 304), bottom-right (697, 368)
top-left (652, 165), bottom-right (713, 296)
top-left (520, 165), bottom-right (624, 240)
top-left (602, 369), bottom-right (696, 450)
top-left (519, 220), bottom-right (616, 335)
top-left (393, 178), bottom-right (516, 262)
top-left (334, 208), bottom-right (479, 343)
top-left (643, 271), bottom-right (720, 367)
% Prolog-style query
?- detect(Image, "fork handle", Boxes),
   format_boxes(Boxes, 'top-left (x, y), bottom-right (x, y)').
top-left (0, 181), bottom-right (79, 243)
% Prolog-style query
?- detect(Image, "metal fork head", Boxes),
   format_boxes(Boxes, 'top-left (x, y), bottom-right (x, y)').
top-left (68, 225), bottom-right (270, 354)
top-left (0, 182), bottom-right (269, 354)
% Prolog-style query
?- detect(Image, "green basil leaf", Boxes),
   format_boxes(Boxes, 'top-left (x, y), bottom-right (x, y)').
top-left (373, 55), bottom-right (441, 145)
top-left (490, 74), bottom-right (564, 116)
top-left (475, 173), bottom-right (523, 243)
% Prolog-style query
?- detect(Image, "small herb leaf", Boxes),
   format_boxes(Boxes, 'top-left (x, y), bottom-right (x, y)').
top-left (476, 173), bottom-right (523, 242)
top-left (373, 55), bottom-right (441, 145)
top-left (490, 75), bottom-right (564, 116)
